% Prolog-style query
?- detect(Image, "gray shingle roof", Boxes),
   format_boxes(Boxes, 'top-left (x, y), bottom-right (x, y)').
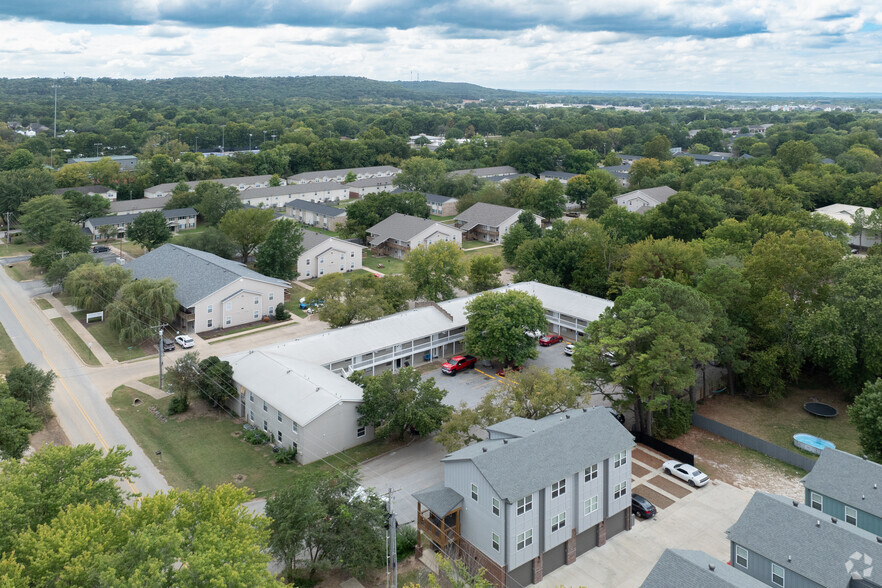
top-left (239, 183), bottom-right (347, 199)
top-left (616, 186), bottom-right (677, 207)
top-left (540, 171), bottom-right (577, 180)
top-left (484, 173), bottom-right (535, 183)
top-left (641, 549), bottom-right (768, 588)
top-left (86, 208), bottom-right (196, 228)
top-left (125, 244), bottom-right (288, 307)
top-left (301, 230), bottom-right (333, 251)
top-left (284, 200), bottom-right (346, 217)
top-left (454, 202), bottom-right (522, 232)
top-left (146, 175), bottom-right (278, 194)
top-left (448, 165), bottom-right (519, 178)
top-left (111, 196), bottom-right (171, 213)
top-left (424, 192), bottom-right (455, 205)
top-left (344, 176), bottom-right (395, 188)
top-left (442, 408), bottom-right (634, 502)
top-left (802, 449), bottom-right (882, 520)
top-left (412, 483), bottom-right (464, 516)
top-left (367, 213), bottom-right (446, 246)
top-left (54, 185), bottom-right (112, 195)
top-left (726, 492), bottom-right (882, 588)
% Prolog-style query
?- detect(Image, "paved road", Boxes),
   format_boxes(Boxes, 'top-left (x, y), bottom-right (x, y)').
top-left (0, 267), bottom-right (170, 496)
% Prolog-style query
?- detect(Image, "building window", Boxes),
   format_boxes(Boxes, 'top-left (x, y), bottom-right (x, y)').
top-left (225, 316), bottom-right (231, 325)
top-left (585, 464), bottom-right (598, 482)
top-left (253, 310), bottom-right (259, 319)
top-left (305, 271), bottom-right (310, 277)
top-left (771, 563), bottom-right (784, 587)
top-left (614, 451), bottom-right (627, 468)
top-left (225, 302), bottom-right (232, 311)
top-left (551, 478), bottom-right (566, 498)
top-left (269, 292), bottom-right (274, 301)
top-left (351, 251), bottom-right (355, 257)
top-left (254, 297), bottom-right (259, 305)
top-left (263, 401), bottom-right (267, 411)
top-left (471, 484), bottom-right (478, 502)
top-left (319, 269), bottom-right (324, 276)
top-left (207, 304), bottom-right (213, 313)
top-left (292, 422), bottom-right (298, 433)
top-left (492, 497), bottom-right (500, 516)
top-left (735, 545), bottom-right (748, 568)
top-left (357, 425), bottom-right (366, 438)
top-left (207, 319), bottom-right (212, 328)
top-left (319, 257), bottom-right (324, 264)
top-left (491, 532), bottom-right (500, 551)
top-left (845, 506), bottom-right (857, 526)
top-left (277, 430), bottom-right (282, 443)
top-left (516, 529), bottom-right (533, 551)
top-left (249, 391), bottom-right (253, 401)
top-left (810, 492), bottom-right (823, 511)
top-left (584, 495), bottom-right (598, 515)
top-left (614, 481), bottom-right (627, 500)
top-left (551, 512), bottom-right (566, 533)
top-left (517, 495), bottom-right (532, 515)
top-left (277, 411), bottom-right (282, 422)
top-left (306, 259), bottom-right (310, 265)
top-left (248, 410), bottom-right (253, 422)
top-left (262, 420), bottom-right (268, 432)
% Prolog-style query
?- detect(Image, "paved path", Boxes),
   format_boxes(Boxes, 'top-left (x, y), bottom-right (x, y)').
top-left (41, 294), bottom-right (114, 365)
top-left (126, 379), bottom-right (171, 400)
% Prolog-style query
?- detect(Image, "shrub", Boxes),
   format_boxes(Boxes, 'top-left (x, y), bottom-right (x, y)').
top-left (275, 302), bottom-right (291, 321)
top-left (167, 393), bottom-right (189, 416)
top-left (12, 236), bottom-right (24, 245)
top-left (274, 447), bottom-right (297, 464)
top-left (652, 397), bottom-right (693, 439)
top-left (244, 429), bottom-right (271, 445)
top-left (396, 524), bottom-right (418, 561)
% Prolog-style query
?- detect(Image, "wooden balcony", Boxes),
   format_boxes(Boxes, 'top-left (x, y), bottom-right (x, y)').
top-left (417, 505), bottom-right (461, 550)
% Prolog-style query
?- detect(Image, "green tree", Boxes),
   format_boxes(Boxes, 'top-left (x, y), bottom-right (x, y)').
top-left (5, 363), bottom-right (55, 416)
top-left (403, 241), bottom-right (466, 302)
top-left (393, 156), bottom-right (447, 193)
top-left (502, 222), bottom-right (531, 265)
top-left (18, 195), bottom-right (71, 242)
top-left (850, 379), bottom-right (882, 462)
top-left (308, 273), bottom-right (413, 328)
top-left (219, 207), bottom-right (275, 263)
top-left (3, 149), bottom-right (34, 170)
top-left (62, 191), bottom-right (110, 223)
top-left (534, 179), bottom-right (566, 220)
top-left (643, 135), bottom-right (672, 160)
top-left (645, 191), bottom-right (726, 241)
top-left (463, 290), bottom-right (547, 367)
top-left (851, 207), bottom-right (868, 248)
top-left (106, 278), bottom-right (178, 344)
top-left (775, 140), bottom-right (819, 174)
top-left (599, 203), bottom-right (647, 244)
top-left (194, 181), bottom-right (242, 226)
top-left (126, 210), bottom-right (172, 251)
top-left (44, 251), bottom-right (97, 287)
top-left (353, 367), bottom-right (451, 439)
top-left (0, 397), bottom-right (41, 460)
top-left (64, 263), bottom-right (132, 313)
top-left (165, 351), bottom-right (202, 399)
top-left (175, 226), bottom-right (237, 259)
top-left (749, 142), bottom-right (772, 157)
top-left (255, 218), bottom-right (304, 280)
top-left (197, 356), bottom-right (236, 409)
top-left (0, 168), bottom-right (54, 214)
top-left (341, 192), bottom-right (429, 240)
top-left (617, 236), bottom-right (707, 289)
top-left (465, 254), bottom-right (503, 294)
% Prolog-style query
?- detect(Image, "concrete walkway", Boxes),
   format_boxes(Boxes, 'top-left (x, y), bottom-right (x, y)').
top-left (126, 379), bottom-right (170, 401)
top-left (39, 295), bottom-right (115, 366)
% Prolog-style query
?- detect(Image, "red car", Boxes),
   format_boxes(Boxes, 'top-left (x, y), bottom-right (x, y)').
top-left (538, 334), bottom-right (563, 346)
top-left (441, 355), bottom-right (477, 375)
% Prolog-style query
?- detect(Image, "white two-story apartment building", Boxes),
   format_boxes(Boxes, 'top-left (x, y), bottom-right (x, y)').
top-left (366, 213), bottom-right (462, 258)
top-left (298, 230), bottom-right (364, 279)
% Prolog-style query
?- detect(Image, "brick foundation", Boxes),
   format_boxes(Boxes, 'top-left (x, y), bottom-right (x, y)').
top-left (533, 554), bottom-right (543, 584)
top-left (566, 528), bottom-right (577, 564)
top-left (598, 519), bottom-right (607, 546)
top-left (456, 536), bottom-right (507, 588)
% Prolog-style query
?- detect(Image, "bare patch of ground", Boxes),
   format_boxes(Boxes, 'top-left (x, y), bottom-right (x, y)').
top-left (648, 475), bottom-right (692, 498)
top-left (632, 485), bottom-right (674, 509)
top-left (632, 447), bottom-right (663, 469)
top-left (30, 416), bottom-right (70, 449)
top-left (632, 463), bottom-right (650, 478)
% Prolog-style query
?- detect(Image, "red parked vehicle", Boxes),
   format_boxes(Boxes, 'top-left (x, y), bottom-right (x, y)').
top-left (538, 334), bottom-right (564, 346)
top-left (441, 355), bottom-right (477, 375)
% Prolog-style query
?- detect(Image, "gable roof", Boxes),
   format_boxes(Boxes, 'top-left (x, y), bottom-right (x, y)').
top-left (424, 192), bottom-right (455, 205)
top-left (442, 408), bottom-right (634, 501)
top-left (726, 492), bottom-right (882, 588)
top-left (54, 185), bottom-right (113, 195)
top-left (412, 484), bottom-right (464, 517)
top-left (641, 549), bottom-right (768, 588)
top-left (815, 203), bottom-right (875, 222)
top-left (86, 208), bottom-right (196, 228)
top-left (289, 166), bottom-right (400, 183)
top-left (540, 171), bottom-right (577, 181)
top-left (344, 176), bottom-right (395, 188)
top-left (454, 202), bottom-right (523, 231)
top-left (615, 186), bottom-right (677, 207)
top-left (111, 196), bottom-right (171, 213)
top-left (125, 244), bottom-right (288, 307)
top-left (367, 213), bottom-right (453, 246)
top-left (238, 183), bottom-right (347, 200)
top-left (802, 449), bottom-right (882, 519)
top-left (448, 165), bottom-right (519, 178)
top-left (146, 175), bottom-right (278, 195)
top-left (284, 199), bottom-right (346, 217)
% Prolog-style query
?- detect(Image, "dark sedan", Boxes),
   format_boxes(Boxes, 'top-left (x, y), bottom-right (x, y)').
top-left (632, 494), bottom-right (657, 519)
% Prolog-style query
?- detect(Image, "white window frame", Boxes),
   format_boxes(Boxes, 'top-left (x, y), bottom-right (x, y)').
top-left (225, 316), bottom-right (231, 326)
top-left (263, 401), bottom-right (267, 411)
top-left (471, 483), bottom-right (478, 502)
top-left (584, 495), bottom-right (598, 515)
top-left (551, 478), bottom-right (566, 498)
top-left (207, 304), bottom-right (213, 313)
top-left (771, 563), bottom-right (784, 587)
top-left (810, 492), bottom-right (823, 511)
top-left (292, 422), bottom-right (298, 433)
top-left (248, 410), bottom-right (253, 422)
top-left (225, 301), bottom-right (232, 311)
top-left (254, 297), bottom-right (259, 305)
top-left (845, 505), bottom-right (857, 526)
top-left (491, 532), bottom-right (500, 551)
top-left (735, 545), bottom-right (748, 569)
top-left (492, 497), bottom-right (500, 516)
top-left (277, 430), bottom-right (282, 443)
top-left (277, 411), bottom-right (282, 423)
top-left (249, 391), bottom-right (253, 401)
top-left (584, 464), bottom-right (598, 482)
top-left (614, 451), bottom-right (627, 468)
top-left (516, 529), bottom-right (533, 551)
top-left (269, 292), bottom-right (274, 301)
top-left (551, 512), bottom-right (566, 533)
top-left (517, 495), bottom-right (533, 515)
top-left (262, 420), bottom-right (268, 432)
top-left (253, 310), bottom-right (259, 319)
top-left (206, 319), bottom-right (212, 328)
top-left (614, 481), bottom-right (627, 500)
top-left (356, 425), bottom-right (366, 438)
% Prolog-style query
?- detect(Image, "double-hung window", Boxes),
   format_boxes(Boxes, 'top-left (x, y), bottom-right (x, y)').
top-left (735, 545), bottom-right (748, 568)
top-left (551, 478), bottom-right (566, 498)
top-left (516, 529), bottom-right (532, 550)
top-left (584, 464), bottom-right (598, 482)
top-left (551, 512), bottom-right (566, 533)
top-left (517, 495), bottom-right (532, 515)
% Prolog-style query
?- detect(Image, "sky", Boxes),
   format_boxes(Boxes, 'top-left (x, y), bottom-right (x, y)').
top-left (1, 1), bottom-right (882, 93)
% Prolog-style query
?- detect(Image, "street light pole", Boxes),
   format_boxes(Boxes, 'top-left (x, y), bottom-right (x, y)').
top-left (94, 143), bottom-right (102, 157)
top-left (249, 133), bottom-right (252, 150)
top-left (221, 125), bottom-right (226, 153)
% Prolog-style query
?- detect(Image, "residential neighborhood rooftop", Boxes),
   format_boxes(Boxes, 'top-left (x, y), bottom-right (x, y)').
top-left (448, 165), bottom-right (519, 178)
top-left (641, 549), bottom-right (768, 588)
top-left (285, 199), bottom-right (346, 216)
top-left (802, 449), bottom-right (882, 520)
top-left (86, 207), bottom-right (197, 228)
top-left (54, 185), bottom-right (113, 195)
top-left (367, 213), bottom-right (452, 246)
top-left (453, 202), bottom-right (522, 231)
top-left (111, 196), bottom-right (172, 213)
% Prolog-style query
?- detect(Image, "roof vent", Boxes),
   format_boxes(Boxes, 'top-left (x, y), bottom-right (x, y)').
top-left (792, 500), bottom-right (798, 507)
top-left (863, 495), bottom-right (866, 500)
top-left (877, 537), bottom-right (882, 544)
top-left (566, 414), bottom-right (571, 419)
top-left (875, 484), bottom-right (878, 489)
top-left (832, 517), bottom-right (837, 524)
top-left (788, 556), bottom-right (792, 562)
top-left (708, 564), bottom-right (715, 572)
top-left (582, 408), bottom-right (588, 412)
top-left (816, 520), bottom-right (821, 527)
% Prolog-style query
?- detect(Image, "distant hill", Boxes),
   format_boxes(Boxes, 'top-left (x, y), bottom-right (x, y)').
top-left (0, 76), bottom-right (535, 110)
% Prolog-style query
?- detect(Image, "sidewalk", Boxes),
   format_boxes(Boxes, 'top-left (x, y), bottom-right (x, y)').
top-left (126, 378), bottom-right (170, 400)
top-left (39, 295), bottom-right (114, 366)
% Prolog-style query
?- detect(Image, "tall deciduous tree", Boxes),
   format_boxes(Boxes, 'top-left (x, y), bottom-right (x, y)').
top-left (219, 207), bottom-right (275, 264)
top-left (194, 181), bottom-right (242, 226)
top-left (126, 210), bottom-right (172, 251)
top-left (534, 179), bottom-right (566, 220)
top-left (307, 273), bottom-right (413, 328)
top-left (44, 252), bottom-right (97, 287)
top-left (62, 191), bottom-right (110, 223)
top-left (0, 397), bottom-right (41, 460)
top-left (255, 218), bottom-right (304, 280)
top-left (106, 277), bottom-right (178, 343)
top-left (850, 379), bottom-right (882, 463)
top-left (64, 263), bottom-right (132, 313)
top-left (197, 356), bottom-right (236, 408)
top-left (465, 254), bottom-right (503, 294)
top-left (353, 367), bottom-right (451, 439)
top-left (617, 236), bottom-right (707, 290)
top-left (0, 168), bottom-right (54, 214)
top-left (403, 241), bottom-right (466, 302)
top-left (18, 195), bottom-right (71, 242)
top-left (393, 156), bottom-right (447, 193)
top-left (464, 290), bottom-right (547, 367)
top-left (5, 363), bottom-right (55, 416)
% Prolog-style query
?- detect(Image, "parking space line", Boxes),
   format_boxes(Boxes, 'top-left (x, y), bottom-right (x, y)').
top-left (474, 368), bottom-right (501, 382)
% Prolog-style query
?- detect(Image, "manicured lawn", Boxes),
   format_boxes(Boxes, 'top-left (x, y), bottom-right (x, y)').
top-left (86, 321), bottom-right (149, 361)
top-left (5, 260), bottom-right (42, 282)
top-left (463, 245), bottom-right (503, 261)
top-left (34, 298), bottom-right (53, 311)
top-left (299, 224), bottom-right (341, 238)
top-left (462, 239), bottom-right (490, 249)
top-left (169, 226), bottom-right (209, 245)
top-left (332, 198), bottom-right (362, 208)
top-left (117, 240), bottom-right (147, 258)
top-left (0, 321), bottom-right (24, 374)
top-left (0, 241), bottom-right (37, 257)
top-left (109, 385), bottom-right (405, 497)
top-left (54, 291), bottom-right (76, 307)
top-left (429, 214), bottom-right (457, 222)
top-left (362, 253), bottom-right (405, 275)
top-left (50, 318), bottom-right (101, 366)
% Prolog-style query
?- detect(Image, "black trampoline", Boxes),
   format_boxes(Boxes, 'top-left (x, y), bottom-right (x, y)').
top-left (804, 402), bottom-right (838, 418)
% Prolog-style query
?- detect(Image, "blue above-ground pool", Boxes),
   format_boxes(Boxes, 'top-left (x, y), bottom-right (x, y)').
top-left (794, 433), bottom-right (836, 455)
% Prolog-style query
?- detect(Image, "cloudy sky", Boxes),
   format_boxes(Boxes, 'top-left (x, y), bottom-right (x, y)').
top-left (1, 1), bottom-right (881, 93)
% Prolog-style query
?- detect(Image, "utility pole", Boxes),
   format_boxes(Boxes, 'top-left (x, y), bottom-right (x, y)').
top-left (5, 212), bottom-right (9, 251)
top-left (249, 133), bottom-right (252, 150)
top-left (386, 488), bottom-right (397, 588)
top-left (221, 125), bottom-right (226, 153)
top-left (94, 143), bottom-right (102, 157)
top-left (158, 325), bottom-right (167, 389)
top-left (195, 136), bottom-right (199, 152)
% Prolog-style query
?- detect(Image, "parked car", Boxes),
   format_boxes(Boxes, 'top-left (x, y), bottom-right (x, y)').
top-left (159, 338), bottom-right (175, 352)
top-left (92, 245), bottom-right (110, 253)
top-left (441, 355), bottom-right (477, 375)
top-left (174, 335), bottom-right (195, 349)
top-left (538, 334), bottom-right (563, 347)
top-left (564, 343), bottom-right (575, 356)
top-left (662, 460), bottom-right (709, 487)
top-left (632, 494), bottom-right (657, 519)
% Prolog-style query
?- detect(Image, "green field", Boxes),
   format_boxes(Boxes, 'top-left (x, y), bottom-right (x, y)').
top-left (0, 321), bottom-right (24, 374)
top-left (4, 260), bottom-right (42, 282)
top-left (87, 321), bottom-right (149, 362)
top-left (0, 241), bottom-right (36, 257)
top-left (462, 240), bottom-right (490, 249)
top-left (50, 318), bottom-right (101, 366)
top-left (362, 253), bottom-right (405, 275)
top-left (463, 245), bottom-right (503, 261)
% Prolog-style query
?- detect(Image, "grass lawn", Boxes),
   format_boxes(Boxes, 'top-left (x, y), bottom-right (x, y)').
top-left (362, 253), bottom-right (405, 275)
top-left (34, 298), bottom-right (53, 311)
top-left (461, 239), bottom-right (490, 249)
top-left (463, 245), bottom-right (503, 261)
top-left (86, 321), bottom-right (149, 361)
top-left (299, 225), bottom-right (341, 238)
top-left (5, 260), bottom-right (43, 282)
top-left (696, 384), bottom-right (861, 456)
top-left (50, 318), bottom-right (101, 366)
top-left (0, 321), bottom-right (24, 374)
top-left (109, 385), bottom-right (405, 497)
top-left (117, 240), bottom-right (147, 258)
top-left (332, 198), bottom-right (362, 208)
top-left (205, 320), bottom-right (295, 344)
top-left (285, 283), bottom-right (313, 318)
top-left (54, 291), bottom-right (76, 307)
top-left (0, 241), bottom-right (37, 257)
top-left (429, 214), bottom-right (457, 222)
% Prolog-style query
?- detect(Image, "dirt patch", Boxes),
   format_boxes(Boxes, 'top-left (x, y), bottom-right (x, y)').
top-left (172, 397), bottom-right (227, 422)
top-left (632, 447), bottom-right (664, 469)
top-left (632, 484), bottom-right (674, 509)
top-left (649, 475), bottom-right (692, 498)
top-left (233, 474), bottom-right (246, 484)
top-left (632, 463), bottom-right (650, 478)
top-left (29, 417), bottom-right (70, 449)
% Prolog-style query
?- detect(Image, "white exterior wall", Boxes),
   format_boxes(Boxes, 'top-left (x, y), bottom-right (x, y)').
top-left (496, 214), bottom-right (521, 239)
top-left (443, 461), bottom-right (507, 567)
top-left (298, 401), bottom-right (374, 465)
top-left (410, 225), bottom-right (463, 249)
top-left (298, 240), bottom-right (363, 279)
top-left (606, 448), bottom-right (632, 517)
top-left (190, 278), bottom-right (286, 333)
top-left (287, 208), bottom-right (346, 231)
top-left (507, 490), bottom-right (541, 570)
top-left (241, 185), bottom-right (349, 208)
top-left (577, 459), bottom-right (605, 532)
top-left (616, 195), bottom-right (654, 213)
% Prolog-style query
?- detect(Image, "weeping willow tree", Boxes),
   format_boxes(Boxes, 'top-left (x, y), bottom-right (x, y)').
top-left (107, 278), bottom-right (178, 344)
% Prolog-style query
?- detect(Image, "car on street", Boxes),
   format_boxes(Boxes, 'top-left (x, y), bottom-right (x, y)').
top-left (160, 338), bottom-right (175, 352)
top-left (92, 245), bottom-right (111, 253)
top-left (175, 335), bottom-right (195, 349)
top-left (632, 494), bottom-right (657, 519)
top-left (565, 343), bottom-right (575, 356)
top-left (538, 334), bottom-right (564, 346)
top-left (662, 460), bottom-right (709, 487)
top-left (441, 355), bottom-right (477, 375)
